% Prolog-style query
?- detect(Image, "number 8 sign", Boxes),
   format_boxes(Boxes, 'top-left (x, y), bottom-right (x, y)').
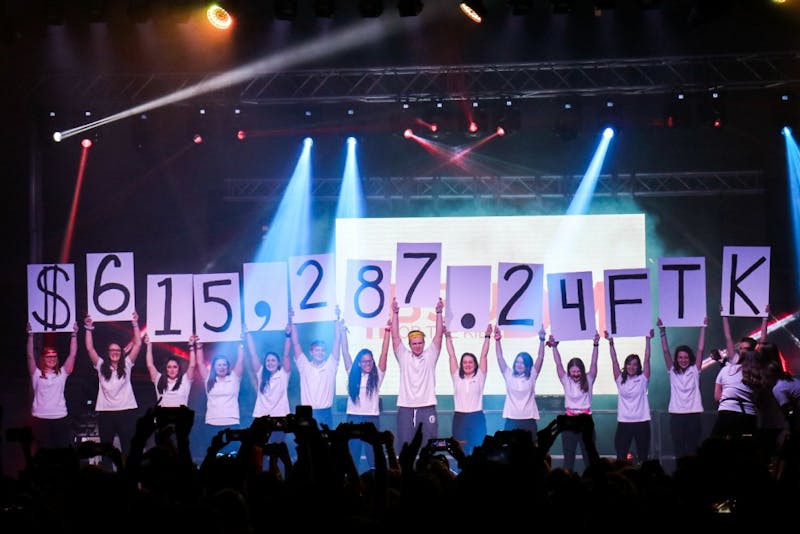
top-left (344, 259), bottom-right (392, 327)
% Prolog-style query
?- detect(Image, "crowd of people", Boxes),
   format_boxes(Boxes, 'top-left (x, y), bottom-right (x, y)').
top-left (8, 300), bottom-right (800, 530)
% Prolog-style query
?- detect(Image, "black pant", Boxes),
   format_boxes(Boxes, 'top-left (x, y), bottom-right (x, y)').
top-left (614, 420), bottom-right (651, 462)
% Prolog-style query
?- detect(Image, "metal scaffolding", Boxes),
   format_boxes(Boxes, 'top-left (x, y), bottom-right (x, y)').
top-left (224, 170), bottom-right (765, 201)
top-left (35, 52), bottom-right (800, 106)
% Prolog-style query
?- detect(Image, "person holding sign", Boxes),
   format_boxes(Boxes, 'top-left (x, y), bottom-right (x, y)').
top-left (84, 312), bottom-right (142, 460)
top-left (244, 320), bottom-right (293, 443)
top-left (196, 337), bottom-right (245, 453)
top-left (443, 323), bottom-right (491, 456)
top-left (26, 321), bottom-right (79, 450)
top-left (657, 317), bottom-right (707, 460)
top-left (605, 329), bottom-right (653, 464)
top-left (143, 333), bottom-right (196, 408)
top-left (493, 324), bottom-right (546, 438)
top-left (391, 296), bottom-right (444, 451)
top-left (549, 330), bottom-right (599, 472)
top-left (291, 311), bottom-right (342, 429)
top-left (340, 317), bottom-right (389, 471)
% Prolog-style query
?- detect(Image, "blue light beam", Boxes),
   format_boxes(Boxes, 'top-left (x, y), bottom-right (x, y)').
top-left (783, 127), bottom-right (800, 298)
top-left (567, 127), bottom-right (614, 215)
top-left (254, 138), bottom-right (313, 262)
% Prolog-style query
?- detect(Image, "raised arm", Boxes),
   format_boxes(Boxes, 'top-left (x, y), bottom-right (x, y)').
top-left (759, 304), bottom-right (769, 343)
top-left (332, 307), bottom-right (342, 363)
top-left (378, 318), bottom-right (390, 373)
top-left (605, 330), bottom-right (620, 381)
top-left (695, 317), bottom-right (707, 370)
top-left (144, 334), bottom-right (158, 383)
top-left (63, 322), bottom-right (78, 374)
top-left (494, 325), bottom-right (508, 375)
top-left (443, 324), bottom-right (457, 375)
top-left (431, 298), bottom-right (444, 354)
top-left (657, 317), bottom-right (673, 370)
top-left (291, 317), bottom-right (303, 362)
top-left (26, 323), bottom-right (36, 375)
top-left (84, 315), bottom-right (100, 367)
top-left (550, 333), bottom-right (565, 380)
top-left (127, 311), bottom-right (142, 365)
top-left (643, 328), bottom-right (653, 379)
top-left (340, 319), bottom-right (353, 372)
top-left (187, 334), bottom-right (198, 380)
top-left (244, 328), bottom-right (260, 390)
top-left (390, 297), bottom-right (402, 356)
top-left (721, 305), bottom-right (736, 361)
top-left (195, 337), bottom-right (209, 382)
top-left (479, 324), bottom-right (491, 375)
top-left (282, 322), bottom-right (292, 373)
top-left (533, 325), bottom-right (546, 374)
top-left (588, 331), bottom-right (600, 380)
top-left (232, 340), bottom-right (245, 377)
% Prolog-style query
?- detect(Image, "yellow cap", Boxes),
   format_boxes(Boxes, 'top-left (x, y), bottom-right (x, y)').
top-left (408, 329), bottom-right (425, 341)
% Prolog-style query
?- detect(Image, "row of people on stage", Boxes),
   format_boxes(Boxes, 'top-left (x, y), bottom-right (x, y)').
top-left (24, 298), bottom-right (800, 472)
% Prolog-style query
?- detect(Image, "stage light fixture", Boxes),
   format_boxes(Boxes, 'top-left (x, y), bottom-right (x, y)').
top-left (397, 0), bottom-right (423, 17)
top-left (459, 1), bottom-right (486, 23)
top-left (313, 0), bottom-right (336, 18)
top-left (358, 0), bottom-right (383, 17)
top-left (207, 4), bottom-right (233, 30)
top-left (507, 0), bottom-right (533, 15)
top-left (708, 90), bottom-right (725, 129)
top-left (555, 101), bottom-right (580, 141)
top-left (274, 0), bottom-right (298, 20)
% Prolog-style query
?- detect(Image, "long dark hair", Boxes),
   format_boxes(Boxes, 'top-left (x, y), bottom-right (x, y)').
top-left (741, 348), bottom-right (767, 391)
top-left (672, 345), bottom-right (695, 374)
top-left (207, 356), bottom-right (230, 392)
top-left (348, 349), bottom-right (378, 403)
top-left (157, 357), bottom-right (185, 395)
top-left (567, 357), bottom-right (588, 392)
top-left (100, 344), bottom-right (127, 381)
top-left (513, 352), bottom-right (533, 379)
top-left (259, 352), bottom-right (281, 393)
top-left (620, 354), bottom-right (642, 384)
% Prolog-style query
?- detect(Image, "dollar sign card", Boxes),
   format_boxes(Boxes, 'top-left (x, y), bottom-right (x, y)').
top-left (27, 263), bottom-right (77, 333)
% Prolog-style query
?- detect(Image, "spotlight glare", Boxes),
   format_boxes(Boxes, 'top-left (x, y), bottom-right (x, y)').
top-left (403, 128), bottom-right (413, 139)
top-left (459, 2), bottom-right (485, 23)
top-left (193, 134), bottom-right (203, 144)
top-left (81, 138), bottom-right (93, 148)
top-left (304, 137), bottom-right (313, 147)
top-left (603, 127), bottom-right (614, 138)
top-left (53, 132), bottom-right (62, 142)
top-left (207, 4), bottom-right (233, 30)
top-left (237, 130), bottom-right (246, 140)
top-left (468, 120), bottom-right (478, 133)
top-left (496, 126), bottom-right (505, 136)
top-left (430, 123), bottom-right (438, 133)
top-left (347, 136), bottom-right (356, 145)
top-left (783, 126), bottom-right (792, 136)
